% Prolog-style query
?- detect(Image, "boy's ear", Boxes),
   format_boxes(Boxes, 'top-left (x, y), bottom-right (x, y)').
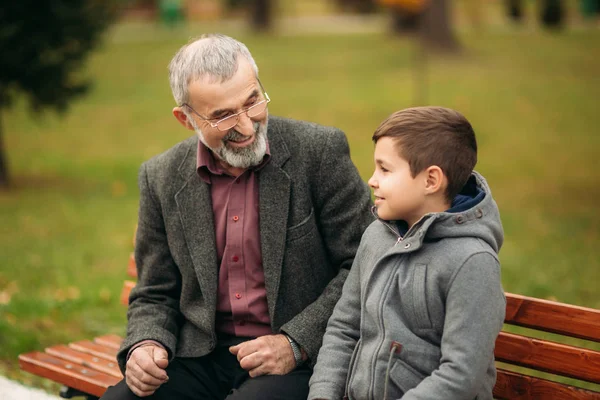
top-left (424, 166), bottom-right (447, 195)
top-left (173, 107), bottom-right (195, 131)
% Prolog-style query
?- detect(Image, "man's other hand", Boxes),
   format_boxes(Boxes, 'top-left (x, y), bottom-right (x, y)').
top-left (229, 334), bottom-right (296, 377)
top-left (125, 344), bottom-right (169, 397)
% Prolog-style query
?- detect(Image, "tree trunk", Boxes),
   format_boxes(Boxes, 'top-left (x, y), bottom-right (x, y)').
top-left (540, 0), bottom-right (564, 29)
top-left (419, 0), bottom-right (461, 53)
top-left (0, 112), bottom-right (9, 189)
top-left (507, 0), bottom-right (525, 22)
top-left (391, 8), bottom-right (421, 34)
top-left (250, 0), bottom-right (273, 32)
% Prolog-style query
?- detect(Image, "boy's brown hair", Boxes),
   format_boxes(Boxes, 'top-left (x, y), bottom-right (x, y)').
top-left (372, 106), bottom-right (477, 202)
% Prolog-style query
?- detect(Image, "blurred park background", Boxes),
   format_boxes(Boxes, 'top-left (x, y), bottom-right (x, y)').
top-left (1, 0), bottom-right (599, 394)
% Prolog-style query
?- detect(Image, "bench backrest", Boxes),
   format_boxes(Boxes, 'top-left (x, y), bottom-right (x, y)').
top-left (121, 252), bottom-right (137, 306)
top-left (494, 293), bottom-right (600, 399)
top-left (121, 258), bottom-right (600, 399)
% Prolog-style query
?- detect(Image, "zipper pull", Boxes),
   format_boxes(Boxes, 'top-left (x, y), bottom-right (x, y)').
top-left (395, 237), bottom-right (402, 246)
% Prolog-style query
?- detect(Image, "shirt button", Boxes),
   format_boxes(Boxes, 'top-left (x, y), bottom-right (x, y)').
top-left (235, 293), bottom-right (242, 299)
top-left (232, 255), bottom-right (239, 262)
top-left (233, 216), bottom-right (239, 222)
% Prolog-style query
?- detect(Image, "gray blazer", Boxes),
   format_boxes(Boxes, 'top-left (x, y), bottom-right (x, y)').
top-left (117, 116), bottom-right (374, 372)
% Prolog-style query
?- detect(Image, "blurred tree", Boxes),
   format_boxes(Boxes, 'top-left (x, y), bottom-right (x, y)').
top-left (333, 0), bottom-right (378, 14)
top-left (159, 0), bottom-right (184, 27)
top-left (390, 9), bottom-right (421, 33)
top-left (226, 0), bottom-right (247, 8)
top-left (581, 0), bottom-right (600, 18)
top-left (379, 0), bottom-right (460, 52)
top-left (378, 0), bottom-right (427, 34)
top-left (541, 0), bottom-right (564, 28)
top-left (225, 0), bottom-right (274, 31)
top-left (0, 1), bottom-right (115, 189)
top-left (251, 0), bottom-right (273, 32)
top-left (507, 0), bottom-right (524, 22)
top-left (418, 0), bottom-right (460, 52)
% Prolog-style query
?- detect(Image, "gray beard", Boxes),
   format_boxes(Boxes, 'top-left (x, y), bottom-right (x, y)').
top-left (192, 119), bottom-right (268, 169)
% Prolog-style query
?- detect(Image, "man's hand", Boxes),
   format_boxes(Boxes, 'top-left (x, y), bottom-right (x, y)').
top-left (125, 344), bottom-right (169, 397)
top-left (229, 334), bottom-right (296, 377)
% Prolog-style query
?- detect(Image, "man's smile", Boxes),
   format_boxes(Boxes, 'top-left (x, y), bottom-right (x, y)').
top-left (226, 134), bottom-right (255, 148)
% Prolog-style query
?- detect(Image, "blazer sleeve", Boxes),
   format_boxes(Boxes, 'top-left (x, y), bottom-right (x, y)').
top-left (116, 162), bottom-right (183, 374)
top-left (280, 127), bottom-right (373, 366)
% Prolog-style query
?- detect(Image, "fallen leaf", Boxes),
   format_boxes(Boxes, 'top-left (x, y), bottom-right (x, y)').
top-left (0, 291), bottom-right (10, 305)
top-left (67, 286), bottom-right (80, 300)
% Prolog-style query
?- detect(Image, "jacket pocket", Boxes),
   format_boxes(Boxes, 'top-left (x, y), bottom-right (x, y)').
top-left (410, 263), bottom-right (434, 330)
top-left (388, 357), bottom-right (427, 395)
top-left (286, 207), bottom-right (316, 242)
top-left (345, 338), bottom-right (362, 399)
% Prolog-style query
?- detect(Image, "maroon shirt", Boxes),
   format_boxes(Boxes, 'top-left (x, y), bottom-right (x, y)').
top-left (197, 141), bottom-right (273, 338)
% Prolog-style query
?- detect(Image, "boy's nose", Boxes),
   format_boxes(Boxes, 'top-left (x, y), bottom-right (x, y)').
top-left (368, 175), bottom-right (377, 188)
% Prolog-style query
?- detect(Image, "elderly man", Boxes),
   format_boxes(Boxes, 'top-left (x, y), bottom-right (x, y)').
top-left (100, 33), bottom-right (373, 400)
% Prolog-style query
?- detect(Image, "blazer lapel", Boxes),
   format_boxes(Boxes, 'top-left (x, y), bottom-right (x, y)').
top-left (259, 124), bottom-right (291, 322)
top-left (174, 141), bottom-right (219, 311)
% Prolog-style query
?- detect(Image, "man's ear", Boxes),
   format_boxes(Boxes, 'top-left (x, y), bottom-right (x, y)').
top-left (173, 107), bottom-right (195, 131)
top-left (424, 166), bottom-right (447, 195)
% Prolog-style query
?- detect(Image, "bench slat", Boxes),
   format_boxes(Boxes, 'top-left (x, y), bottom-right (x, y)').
top-left (121, 280), bottom-right (135, 306)
top-left (127, 253), bottom-right (137, 278)
top-left (505, 293), bottom-right (600, 342)
top-left (495, 331), bottom-right (600, 384)
top-left (45, 345), bottom-right (122, 378)
top-left (18, 351), bottom-right (118, 397)
top-left (494, 369), bottom-right (600, 400)
top-left (69, 341), bottom-right (118, 362)
top-left (94, 334), bottom-right (123, 350)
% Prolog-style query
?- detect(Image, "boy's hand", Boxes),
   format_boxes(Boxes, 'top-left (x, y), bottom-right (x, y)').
top-left (125, 344), bottom-right (169, 397)
top-left (229, 334), bottom-right (296, 377)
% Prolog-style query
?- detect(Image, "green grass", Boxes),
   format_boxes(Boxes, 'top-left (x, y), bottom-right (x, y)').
top-left (1, 12), bottom-right (600, 393)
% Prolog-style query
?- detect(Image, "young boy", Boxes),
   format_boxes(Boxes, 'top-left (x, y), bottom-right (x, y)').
top-left (308, 107), bottom-right (505, 400)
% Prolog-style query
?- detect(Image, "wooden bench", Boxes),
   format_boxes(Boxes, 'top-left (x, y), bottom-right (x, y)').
top-left (494, 294), bottom-right (600, 399)
top-left (18, 253), bottom-right (137, 400)
top-left (19, 253), bottom-right (600, 399)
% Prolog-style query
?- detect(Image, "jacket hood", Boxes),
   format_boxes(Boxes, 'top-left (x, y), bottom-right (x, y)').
top-left (376, 171), bottom-right (504, 254)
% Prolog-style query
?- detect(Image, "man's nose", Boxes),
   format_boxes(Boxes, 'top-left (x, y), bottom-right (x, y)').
top-left (234, 112), bottom-right (255, 136)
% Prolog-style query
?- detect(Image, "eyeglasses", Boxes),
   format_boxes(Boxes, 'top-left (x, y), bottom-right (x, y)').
top-left (182, 79), bottom-right (271, 132)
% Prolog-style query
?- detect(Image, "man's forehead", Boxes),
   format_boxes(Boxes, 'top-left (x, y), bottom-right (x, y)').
top-left (190, 58), bottom-right (255, 91)
top-left (188, 74), bottom-right (259, 112)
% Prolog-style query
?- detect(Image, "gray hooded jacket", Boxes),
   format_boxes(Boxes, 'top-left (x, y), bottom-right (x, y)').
top-left (309, 172), bottom-right (505, 400)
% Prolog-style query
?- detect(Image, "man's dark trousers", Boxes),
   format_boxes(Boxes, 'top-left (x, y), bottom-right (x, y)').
top-left (100, 345), bottom-right (311, 400)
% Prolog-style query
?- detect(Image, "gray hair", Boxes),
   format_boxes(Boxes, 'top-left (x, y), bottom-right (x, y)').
top-left (168, 33), bottom-right (259, 106)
